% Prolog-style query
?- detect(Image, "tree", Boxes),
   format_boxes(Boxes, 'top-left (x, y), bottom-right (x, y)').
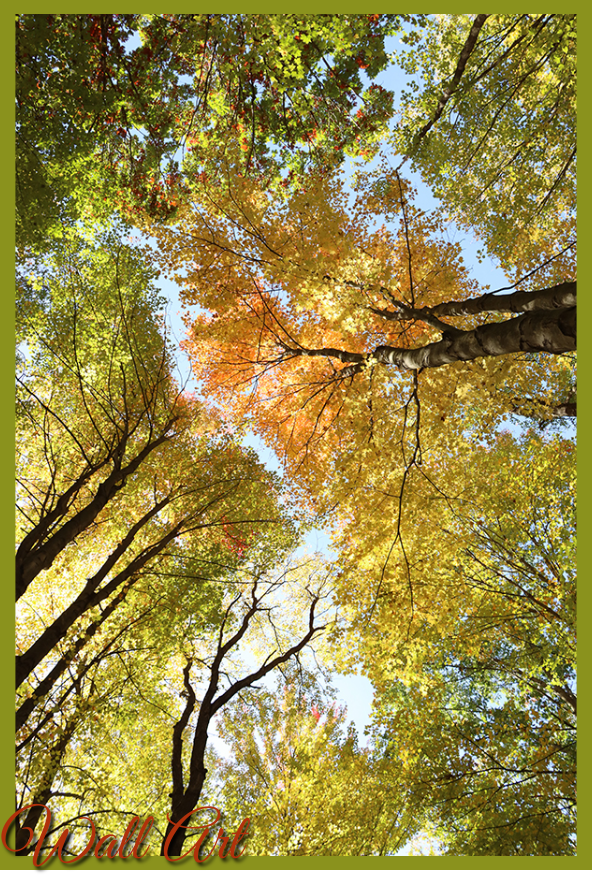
top-left (14, 13), bottom-right (577, 859)
top-left (15, 228), bottom-right (297, 853)
top-left (160, 560), bottom-right (331, 859)
top-left (144, 171), bottom-right (576, 791)
top-left (16, 13), bottom-right (417, 250)
top-left (392, 14), bottom-right (576, 273)
top-left (15, 556), bottom-right (332, 861)
top-left (374, 667), bottom-right (575, 856)
top-left (146, 163), bottom-right (575, 507)
top-left (358, 430), bottom-right (576, 855)
top-left (210, 672), bottom-right (416, 856)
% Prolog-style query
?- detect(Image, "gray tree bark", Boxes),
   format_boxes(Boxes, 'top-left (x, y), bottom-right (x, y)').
top-left (374, 305), bottom-right (575, 370)
top-left (283, 302), bottom-right (575, 376)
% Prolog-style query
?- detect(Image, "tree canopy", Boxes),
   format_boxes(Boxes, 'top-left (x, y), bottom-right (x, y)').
top-left (209, 672), bottom-right (417, 856)
top-left (14, 12), bottom-right (576, 861)
top-left (392, 14), bottom-right (576, 273)
top-left (17, 13), bottom-right (418, 250)
top-left (15, 229), bottom-right (312, 854)
top-left (146, 161), bottom-right (575, 513)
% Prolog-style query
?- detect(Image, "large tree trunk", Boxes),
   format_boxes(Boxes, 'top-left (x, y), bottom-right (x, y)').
top-left (430, 281), bottom-right (576, 318)
top-left (284, 291), bottom-right (576, 377)
top-left (510, 395), bottom-right (576, 421)
top-left (374, 306), bottom-right (575, 370)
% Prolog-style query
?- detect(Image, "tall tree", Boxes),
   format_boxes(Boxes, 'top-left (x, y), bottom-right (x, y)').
top-left (146, 163), bottom-right (575, 507)
top-left (16, 13), bottom-right (418, 250)
top-left (160, 560), bottom-right (330, 859)
top-left (15, 228), bottom-right (297, 852)
top-left (356, 430), bottom-right (576, 855)
top-left (15, 557), bottom-right (331, 860)
top-left (14, 13), bottom-right (577, 858)
top-left (392, 13), bottom-right (576, 273)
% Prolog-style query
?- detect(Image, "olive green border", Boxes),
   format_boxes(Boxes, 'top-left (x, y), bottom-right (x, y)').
top-left (6, 5), bottom-right (586, 870)
top-left (3, 3), bottom-right (16, 867)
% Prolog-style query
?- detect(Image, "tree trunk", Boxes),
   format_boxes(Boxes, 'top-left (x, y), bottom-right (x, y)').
top-left (161, 771), bottom-right (209, 859)
top-left (374, 306), bottom-right (575, 370)
top-left (159, 595), bottom-right (323, 858)
top-left (430, 281), bottom-right (576, 318)
top-left (285, 298), bottom-right (576, 377)
top-left (161, 657), bottom-right (204, 859)
top-left (16, 579), bottom-right (136, 730)
top-left (16, 517), bottom-right (182, 689)
top-left (510, 396), bottom-right (576, 421)
top-left (407, 14), bottom-right (490, 159)
top-left (15, 423), bottom-right (176, 600)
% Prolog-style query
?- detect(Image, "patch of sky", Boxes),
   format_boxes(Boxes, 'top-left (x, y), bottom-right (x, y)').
top-left (331, 672), bottom-right (374, 744)
top-left (348, 31), bottom-right (512, 297)
top-left (125, 36), bottom-right (573, 775)
top-left (207, 669), bottom-right (374, 761)
top-left (241, 430), bottom-right (283, 475)
top-left (122, 27), bottom-right (141, 53)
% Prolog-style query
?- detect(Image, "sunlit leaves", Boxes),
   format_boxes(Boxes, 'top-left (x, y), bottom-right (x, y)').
top-left (356, 429), bottom-right (576, 854)
top-left (393, 14), bottom-right (576, 275)
top-left (146, 159), bottom-right (573, 517)
top-left (15, 12), bottom-right (576, 856)
top-left (210, 674), bottom-right (415, 855)
top-left (16, 14), bottom-right (419, 250)
top-left (15, 228), bottom-right (301, 849)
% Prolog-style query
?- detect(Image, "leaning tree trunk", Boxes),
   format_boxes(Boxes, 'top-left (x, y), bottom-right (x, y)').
top-left (15, 716), bottom-right (78, 855)
top-left (284, 297), bottom-right (576, 378)
top-left (374, 306), bottom-right (575, 371)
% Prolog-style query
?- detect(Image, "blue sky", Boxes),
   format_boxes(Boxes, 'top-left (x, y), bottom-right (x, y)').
top-left (145, 37), bottom-right (516, 745)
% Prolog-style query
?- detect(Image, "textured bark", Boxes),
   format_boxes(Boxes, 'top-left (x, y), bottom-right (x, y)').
top-left (284, 304), bottom-right (576, 377)
top-left (369, 283), bottom-right (576, 342)
top-left (510, 396), bottom-right (576, 420)
top-left (430, 281), bottom-right (576, 318)
top-left (374, 306), bottom-right (575, 370)
top-left (552, 684), bottom-right (577, 716)
top-left (549, 401), bottom-right (577, 418)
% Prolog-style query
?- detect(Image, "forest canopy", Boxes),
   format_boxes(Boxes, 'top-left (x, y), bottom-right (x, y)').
top-left (15, 13), bottom-right (576, 860)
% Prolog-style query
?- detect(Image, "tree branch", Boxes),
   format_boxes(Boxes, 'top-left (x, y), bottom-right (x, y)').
top-left (429, 281), bottom-right (576, 318)
top-left (401, 14), bottom-right (490, 165)
top-left (283, 304), bottom-right (576, 376)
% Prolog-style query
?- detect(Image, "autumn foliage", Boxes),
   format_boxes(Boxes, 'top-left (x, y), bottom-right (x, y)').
top-left (15, 13), bottom-right (576, 859)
